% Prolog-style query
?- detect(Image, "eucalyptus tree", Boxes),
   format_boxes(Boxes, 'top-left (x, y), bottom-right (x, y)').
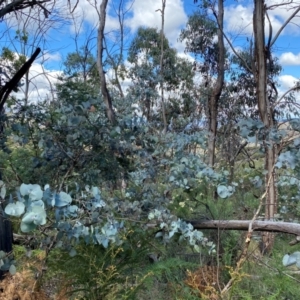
top-left (216, 48), bottom-right (282, 180)
top-left (182, 0), bottom-right (300, 256)
top-left (56, 47), bottom-right (99, 107)
top-left (97, 0), bottom-right (116, 124)
top-left (128, 27), bottom-right (194, 128)
top-left (128, 27), bottom-right (176, 123)
top-left (180, 0), bottom-right (225, 170)
top-left (203, 0), bottom-right (300, 254)
top-left (251, 0), bottom-right (300, 251)
top-left (102, 0), bottom-right (132, 99)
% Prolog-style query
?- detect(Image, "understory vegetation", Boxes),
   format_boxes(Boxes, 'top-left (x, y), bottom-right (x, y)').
top-left (1, 0), bottom-right (300, 299)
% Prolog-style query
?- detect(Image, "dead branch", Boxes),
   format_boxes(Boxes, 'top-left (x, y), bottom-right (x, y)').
top-left (189, 219), bottom-right (300, 236)
top-left (0, 0), bottom-right (51, 19)
top-left (0, 47), bottom-right (41, 111)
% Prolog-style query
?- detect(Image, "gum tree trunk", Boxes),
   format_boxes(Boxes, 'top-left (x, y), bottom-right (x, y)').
top-left (253, 0), bottom-right (277, 252)
top-left (208, 0), bottom-right (225, 170)
top-left (97, 0), bottom-right (116, 124)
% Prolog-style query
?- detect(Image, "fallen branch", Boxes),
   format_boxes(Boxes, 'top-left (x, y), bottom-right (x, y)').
top-left (189, 219), bottom-right (300, 236)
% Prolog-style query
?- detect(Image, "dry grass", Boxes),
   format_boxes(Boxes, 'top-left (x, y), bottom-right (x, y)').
top-left (0, 270), bottom-right (48, 300)
top-left (185, 265), bottom-right (221, 300)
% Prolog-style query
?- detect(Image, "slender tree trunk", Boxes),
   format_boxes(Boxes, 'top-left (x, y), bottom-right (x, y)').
top-left (97, 0), bottom-right (116, 124)
top-left (253, 0), bottom-right (277, 252)
top-left (208, 0), bottom-right (225, 169)
top-left (207, 0), bottom-right (225, 200)
top-left (114, 70), bottom-right (125, 99)
top-left (159, 0), bottom-right (168, 134)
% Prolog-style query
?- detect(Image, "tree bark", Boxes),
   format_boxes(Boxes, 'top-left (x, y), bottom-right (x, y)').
top-left (208, 0), bottom-right (225, 169)
top-left (0, 0), bottom-right (50, 19)
top-left (97, 0), bottom-right (116, 124)
top-left (159, 0), bottom-right (168, 134)
top-left (189, 219), bottom-right (300, 236)
top-left (0, 47), bottom-right (41, 112)
top-left (253, 0), bottom-right (277, 252)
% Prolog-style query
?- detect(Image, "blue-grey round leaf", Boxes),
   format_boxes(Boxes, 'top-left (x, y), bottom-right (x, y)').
top-left (9, 264), bottom-right (16, 275)
top-left (5, 202), bottom-right (25, 217)
top-left (20, 221), bottom-right (37, 233)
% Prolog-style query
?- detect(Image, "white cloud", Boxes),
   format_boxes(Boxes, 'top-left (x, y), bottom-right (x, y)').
top-left (224, 4), bottom-right (254, 36)
top-left (278, 74), bottom-right (299, 90)
top-left (224, 1), bottom-right (300, 39)
top-left (279, 52), bottom-right (300, 66)
top-left (177, 52), bottom-right (194, 62)
top-left (13, 63), bottom-right (62, 103)
top-left (126, 0), bottom-right (187, 48)
top-left (266, 0), bottom-right (300, 36)
top-left (69, 1), bottom-right (122, 34)
top-left (40, 51), bottom-right (62, 63)
top-left (277, 74), bottom-right (300, 105)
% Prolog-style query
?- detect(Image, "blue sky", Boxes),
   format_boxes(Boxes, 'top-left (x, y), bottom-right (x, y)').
top-left (0, 0), bottom-right (300, 101)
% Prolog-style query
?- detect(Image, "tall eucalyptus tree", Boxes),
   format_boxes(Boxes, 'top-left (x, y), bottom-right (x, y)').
top-left (181, 0), bottom-right (225, 170)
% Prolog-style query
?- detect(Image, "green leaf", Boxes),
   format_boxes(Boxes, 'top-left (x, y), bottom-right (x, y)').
top-left (276, 151), bottom-right (296, 169)
top-left (21, 206), bottom-right (46, 229)
top-left (9, 264), bottom-right (16, 275)
top-left (115, 126), bottom-right (121, 134)
top-left (217, 185), bottom-right (234, 199)
top-left (282, 252), bottom-right (300, 267)
top-left (5, 202), bottom-right (25, 217)
top-left (20, 184), bottom-right (43, 200)
top-left (20, 221), bottom-right (37, 232)
top-left (169, 175), bottom-right (175, 182)
top-left (69, 248), bottom-right (77, 257)
top-left (194, 244), bottom-right (200, 253)
top-left (68, 116), bottom-right (82, 126)
top-left (91, 187), bottom-right (100, 197)
top-left (56, 191), bottom-right (72, 207)
top-left (21, 212), bottom-right (36, 224)
top-left (0, 251), bottom-right (6, 259)
top-left (148, 212), bottom-right (155, 220)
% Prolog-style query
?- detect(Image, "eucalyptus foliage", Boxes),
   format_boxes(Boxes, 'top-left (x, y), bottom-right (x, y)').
top-left (4, 182), bottom-right (214, 255)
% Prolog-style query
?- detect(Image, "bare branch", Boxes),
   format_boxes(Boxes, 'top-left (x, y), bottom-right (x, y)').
top-left (270, 5), bottom-right (300, 47)
top-left (213, 8), bottom-right (252, 73)
top-left (265, 10), bottom-right (272, 50)
top-left (267, 1), bottom-right (294, 10)
top-left (275, 83), bottom-right (300, 107)
top-left (0, 47), bottom-right (41, 111)
top-left (0, 0), bottom-right (51, 19)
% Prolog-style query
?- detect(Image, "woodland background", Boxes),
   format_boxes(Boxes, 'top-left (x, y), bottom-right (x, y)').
top-left (0, 0), bottom-right (300, 299)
